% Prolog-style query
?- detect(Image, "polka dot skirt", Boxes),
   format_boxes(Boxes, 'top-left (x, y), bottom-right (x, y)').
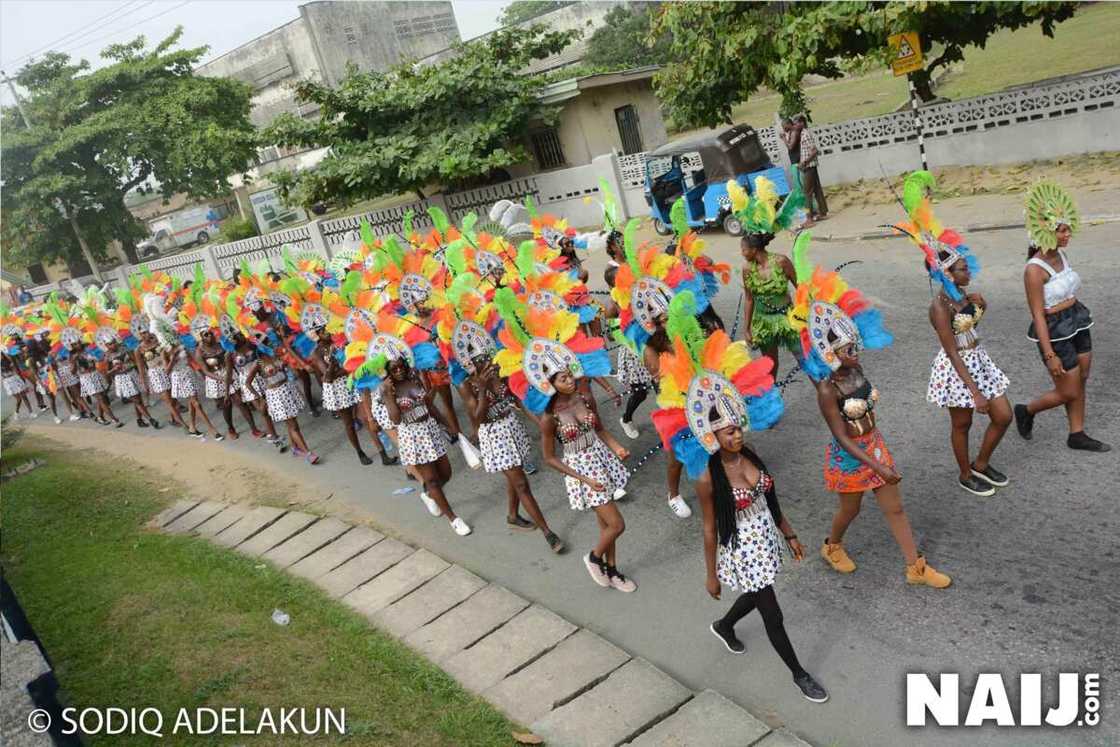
top-left (926, 346), bottom-right (1009, 409)
top-left (321, 378), bottom-right (359, 411)
top-left (478, 412), bottom-right (532, 473)
top-left (563, 437), bottom-right (629, 511)
top-left (397, 418), bottom-right (448, 466)
top-left (265, 381), bottom-right (306, 423)
top-left (114, 370), bottom-right (141, 400)
top-left (146, 367), bottom-right (171, 394)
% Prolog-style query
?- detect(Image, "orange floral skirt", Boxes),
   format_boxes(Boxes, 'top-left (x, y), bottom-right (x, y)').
top-left (823, 429), bottom-right (894, 494)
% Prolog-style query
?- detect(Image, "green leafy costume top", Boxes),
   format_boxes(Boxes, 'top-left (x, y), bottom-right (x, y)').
top-left (742, 259), bottom-right (799, 353)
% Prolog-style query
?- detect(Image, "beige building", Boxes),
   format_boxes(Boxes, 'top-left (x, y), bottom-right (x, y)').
top-left (514, 66), bottom-right (667, 175)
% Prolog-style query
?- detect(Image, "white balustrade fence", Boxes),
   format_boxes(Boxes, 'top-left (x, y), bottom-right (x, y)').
top-left (26, 67), bottom-right (1117, 301)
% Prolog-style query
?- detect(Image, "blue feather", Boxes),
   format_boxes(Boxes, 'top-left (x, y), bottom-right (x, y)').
top-left (800, 348), bottom-right (833, 382)
top-left (673, 432), bottom-right (710, 480)
top-left (964, 250), bottom-right (980, 276)
top-left (577, 349), bottom-right (611, 378)
top-left (292, 333), bottom-right (316, 359)
top-left (219, 336), bottom-right (235, 353)
top-left (523, 386), bottom-right (551, 415)
top-left (853, 309), bottom-right (893, 350)
top-left (746, 387), bottom-right (784, 431)
top-left (333, 348), bottom-right (345, 364)
top-left (576, 303), bottom-right (597, 323)
top-left (123, 335), bottom-right (140, 352)
top-left (353, 373), bottom-right (382, 391)
top-left (412, 342), bottom-right (441, 370)
top-left (676, 275), bottom-right (710, 313)
top-left (700, 271), bottom-right (721, 300)
top-left (931, 267), bottom-right (963, 302)
top-left (179, 334), bottom-right (197, 351)
top-left (87, 346), bottom-right (104, 361)
top-left (449, 359), bottom-right (469, 387)
top-left (623, 320), bottom-right (650, 351)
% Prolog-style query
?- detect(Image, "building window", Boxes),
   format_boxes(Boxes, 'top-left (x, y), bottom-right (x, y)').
top-left (343, 25), bottom-right (358, 45)
top-left (614, 104), bottom-right (644, 155)
top-left (530, 128), bottom-right (566, 169)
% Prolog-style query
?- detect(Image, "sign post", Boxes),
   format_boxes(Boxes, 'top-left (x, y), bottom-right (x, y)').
top-left (889, 31), bottom-right (928, 170)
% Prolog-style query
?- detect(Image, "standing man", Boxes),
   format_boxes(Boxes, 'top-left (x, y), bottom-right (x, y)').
top-left (781, 115), bottom-right (828, 223)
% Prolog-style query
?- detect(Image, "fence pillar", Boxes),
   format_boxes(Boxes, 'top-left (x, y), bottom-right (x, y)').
top-left (592, 153), bottom-right (630, 220)
top-left (772, 113), bottom-right (794, 189)
top-left (307, 219), bottom-right (331, 260)
top-left (202, 244), bottom-right (222, 280)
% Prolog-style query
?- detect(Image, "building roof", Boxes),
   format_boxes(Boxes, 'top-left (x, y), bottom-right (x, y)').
top-left (538, 65), bottom-right (659, 105)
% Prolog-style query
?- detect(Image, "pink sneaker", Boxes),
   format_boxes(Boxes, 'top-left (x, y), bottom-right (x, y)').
top-left (605, 565), bottom-right (637, 593)
top-left (584, 552), bottom-right (610, 588)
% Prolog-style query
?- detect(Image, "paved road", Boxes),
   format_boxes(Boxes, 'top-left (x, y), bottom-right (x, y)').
top-left (7, 222), bottom-right (1117, 746)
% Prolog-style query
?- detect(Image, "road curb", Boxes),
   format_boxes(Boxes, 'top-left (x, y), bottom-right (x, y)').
top-left (811, 213), bottom-right (1120, 243)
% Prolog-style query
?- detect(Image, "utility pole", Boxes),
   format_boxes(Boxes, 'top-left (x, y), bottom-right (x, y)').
top-left (4, 69), bottom-right (103, 282)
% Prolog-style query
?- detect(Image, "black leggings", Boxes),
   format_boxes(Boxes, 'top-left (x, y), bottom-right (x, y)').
top-left (720, 584), bottom-right (806, 677)
top-left (623, 384), bottom-right (649, 423)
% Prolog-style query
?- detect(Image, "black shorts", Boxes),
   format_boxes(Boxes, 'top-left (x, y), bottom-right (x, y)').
top-left (1039, 327), bottom-right (1092, 371)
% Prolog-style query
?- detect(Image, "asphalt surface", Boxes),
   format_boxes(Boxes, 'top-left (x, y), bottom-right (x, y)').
top-left (5, 222), bottom-right (1118, 746)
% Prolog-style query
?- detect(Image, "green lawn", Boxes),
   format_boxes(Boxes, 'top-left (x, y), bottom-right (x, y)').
top-left (0, 433), bottom-right (518, 746)
top-left (672, 2), bottom-right (1120, 134)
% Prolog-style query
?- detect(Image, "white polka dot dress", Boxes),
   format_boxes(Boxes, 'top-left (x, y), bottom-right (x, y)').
top-left (715, 480), bottom-right (783, 594)
top-left (170, 363), bottom-right (197, 400)
top-left (114, 370), bottom-right (141, 399)
top-left (478, 411), bottom-right (532, 473)
top-left (615, 346), bottom-right (653, 388)
top-left (79, 371), bottom-right (108, 397)
top-left (265, 381), bottom-right (306, 422)
top-left (926, 346), bottom-right (1009, 409)
top-left (3, 374), bottom-right (28, 396)
top-left (146, 365), bottom-right (171, 395)
top-left (203, 375), bottom-right (232, 399)
top-left (371, 393), bottom-right (394, 431)
top-left (397, 417), bottom-right (448, 466)
top-left (56, 363), bottom-right (79, 389)
top-left (563, 437), bottom-right (629, 511)
top-left (321, 377), bottom-right (359, 411)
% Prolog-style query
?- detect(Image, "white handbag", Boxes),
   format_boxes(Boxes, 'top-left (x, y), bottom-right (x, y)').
top-left (457, 436), bottom-right (482, 470)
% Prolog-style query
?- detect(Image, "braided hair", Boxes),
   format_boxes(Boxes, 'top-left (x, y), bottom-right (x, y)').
top-left (707, 443), bottom-right (781, 547)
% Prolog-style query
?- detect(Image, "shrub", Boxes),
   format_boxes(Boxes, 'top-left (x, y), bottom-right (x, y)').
top-left (216, 216), bottom-right (258, 243)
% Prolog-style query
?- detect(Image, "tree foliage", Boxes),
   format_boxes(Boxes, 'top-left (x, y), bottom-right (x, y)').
top-left (263, 25), bottom-right (577, 207)
top-left (653, 1), bottom-right (1079, 129)
top-left (499, 1), bottom-right (574, 27)
top-left (0, 28), bottom-right (257, 266)
top-left (584, 3), bottom-right (671, 70)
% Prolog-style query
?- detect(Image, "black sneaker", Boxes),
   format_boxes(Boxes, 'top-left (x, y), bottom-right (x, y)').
top-left (971, 463), bottom-right (1008, 487)
top-left (113, 420), bottom-right (124, 428)
top-left (150, 418), bottom-right (161, 430)
top-left (958, 475), bottom-right (995, 497)
top-left (506, 515), bottom-right (536, 532)
top-left (380, 451), bottom-right (399, 466)
top-left (137, 418), bottom-right (149, 428)
top-left (793, 672), bottom-right (829, 703)
top-left (544, 531), bottom-right (565, 554)
top-left (709, 621), bottom-right (746, 654)
top-left (1067, 431), bottom-right (1111, 452)
top-left (1013, 404), bottom-right (1034, 440)
top-left (358, 451), bottom-right (373, 466)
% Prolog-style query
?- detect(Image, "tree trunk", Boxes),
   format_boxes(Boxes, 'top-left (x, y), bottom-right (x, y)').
top-left (66, 209), bottom-right (103, 282)
top-left (414, 188), bottom-right (426, 200)
top-left (118, 197), bottom-right (141, 265)
top-left (910, 68), bottom-right (937, 103)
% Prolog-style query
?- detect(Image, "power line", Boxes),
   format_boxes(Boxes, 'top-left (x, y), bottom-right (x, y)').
top-left (1, 0), bottom-right (151, 68)
top-left (63, 1), bottom-right (193, 57)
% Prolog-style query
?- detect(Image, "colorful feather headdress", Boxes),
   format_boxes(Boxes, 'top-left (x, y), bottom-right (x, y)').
top-left (509, 240), bottom-right (596, 324)
top-left (1025, 180), bottom-right (1080, 253)
top-left (437, 271), bottom-right (502, 385)
top-left (368, 234), bottom-right (446, 312)
top-left (669, 197), bottom-right (731, 300)
top-left (43, 298), bottom-right (86, 353)
top-left (479, 199), bottom-right (534, 244)
top-left (787, 232), bottom-right (892, 381)
top-left (612, 217), bottom-right (709, 350)
top-left (891, 171), bottom-right (979, 302)
top-left (651, 291), bottom-right (784, 478)
top-left (344, 309), bottom-right (441, 391)
top-left (492, 287), bottom-right (611, 414)
top-left (727, 176), bottom-right (803, 235)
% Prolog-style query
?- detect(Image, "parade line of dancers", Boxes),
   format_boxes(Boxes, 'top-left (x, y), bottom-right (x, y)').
top-left (2, 175), bottom-right (1107, 705)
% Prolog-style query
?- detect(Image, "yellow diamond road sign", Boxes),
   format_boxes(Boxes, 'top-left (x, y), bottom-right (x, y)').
top-left (889, 31), bottom-right (923, 77)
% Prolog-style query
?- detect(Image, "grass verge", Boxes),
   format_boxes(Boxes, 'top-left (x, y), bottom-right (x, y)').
top-left (0, 433), bottom-right (517, 746)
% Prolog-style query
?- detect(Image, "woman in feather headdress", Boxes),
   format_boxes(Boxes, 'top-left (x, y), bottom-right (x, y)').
top-left (788, 233), bottom-right (951, 589)
top-left (730, 176), bottom-right (805, 375)
top-left (666, 197), bottom-right (731, 333)
top-left (73, 303), bottom-right (124, 427)
top-left (1016, 181), bottom-right (1108, 452)
top-left (892, 171), bottom-right (1012, 497)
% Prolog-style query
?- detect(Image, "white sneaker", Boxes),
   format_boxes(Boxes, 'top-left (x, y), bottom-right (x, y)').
top-left (450, 517), bottom-right (472, 536)
top-left (612, 487), bottom-right (627, 501)
top-left (619, 418), bottom-right (640, 439)
top-left (29, 411), bottom-right (38, 419)
top-left (54, 416), bottom-right (63, 424)
top-left (668, 495), bottom-right (692, 519)
top-left (69, 414), bottom-right (81, 421)
top-left (420, 491), bottom-right (441, 516)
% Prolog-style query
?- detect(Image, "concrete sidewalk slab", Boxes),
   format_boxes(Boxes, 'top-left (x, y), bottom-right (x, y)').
top-left (211, 506), bottom-right (286, 548)
top-left (316, 537), bottom-right (411, 599)
top-left (343, 549), bottom-right (449, 618)
top-left (374, 565), bottom-right (486, 637)
top-left (149, 499), bottom-right (198, 529)
top-left (531, 658), bottom-right (691, 747)
top-left (193, 504), bottom-right (252, 538)
top-left (404, 583), bottom-right (529, 663)
top-left (443, 605), bottom-right (576, 694)
top-left (261, 517), bottom-right (350, 568)
top-left (484, 629), bottom-right (631, 726)
top-left (752, 729), bottom-right (813, 747)
top-left (628, 689), bottom-right (771, 747)
top-left (163, 501), bottom-right (226, 534)
top-left (288, 526), bottom-right (383, 581)
top-left (236, 511), bottom-right (317, 557)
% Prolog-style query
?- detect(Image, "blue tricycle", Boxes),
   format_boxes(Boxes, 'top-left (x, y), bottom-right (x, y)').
top-left (644, 124), bottom-right (790, 237)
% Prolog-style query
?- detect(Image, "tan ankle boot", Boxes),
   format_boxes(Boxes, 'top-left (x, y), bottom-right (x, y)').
top-left (906, 556), bottom-right (951, 588)
top-left (821, 541), bottom-right (856, 573)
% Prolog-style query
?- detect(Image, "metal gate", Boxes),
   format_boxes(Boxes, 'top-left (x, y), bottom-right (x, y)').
top-left (614, 105), bottom-right (643, 155)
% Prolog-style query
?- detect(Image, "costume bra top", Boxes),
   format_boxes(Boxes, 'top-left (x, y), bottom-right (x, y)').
top-left (838, 379), bottom-right (879, 423)
top-left (1028, 250), bottom-right (1081, 309)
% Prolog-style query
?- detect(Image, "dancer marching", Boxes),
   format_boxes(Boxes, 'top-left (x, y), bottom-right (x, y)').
top-left (1016, 181), bottom-right (1109, 452)
top-left (652, 290), bottom-right (826, 702)
top-left (788, 233), bottom-right (951, 588)
top-left (893, 171), bottom-right (1012, 495)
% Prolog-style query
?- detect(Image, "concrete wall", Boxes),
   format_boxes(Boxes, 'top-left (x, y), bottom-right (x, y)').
top-left (566, 80), bottom-right (667, 162)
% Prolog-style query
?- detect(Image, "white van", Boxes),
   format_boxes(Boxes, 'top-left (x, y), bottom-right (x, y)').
top-left (138, 205), bottom-right (221, 257)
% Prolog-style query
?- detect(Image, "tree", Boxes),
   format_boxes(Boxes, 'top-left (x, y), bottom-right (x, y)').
top-left (263, 25), bottom-right (578, 208)
top-left (653, 1), bottom-right (1079, 129)
top-left (499, 1), bottom-right (574, 27)
top-left (0, 28), bottom-right (257, 265)
top-left (584, 3), bottom-right (672, 70)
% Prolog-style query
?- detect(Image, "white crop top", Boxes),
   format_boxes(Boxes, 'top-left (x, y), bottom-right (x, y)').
top-left (1028, 251), bottom-right (1081, 309)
